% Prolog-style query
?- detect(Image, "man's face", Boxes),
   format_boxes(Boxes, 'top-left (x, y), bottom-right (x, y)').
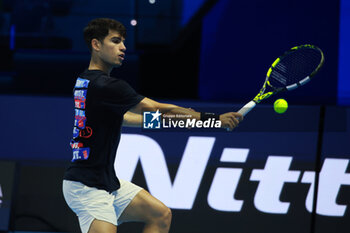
top-left (97, 30), bottom-right (126, 67)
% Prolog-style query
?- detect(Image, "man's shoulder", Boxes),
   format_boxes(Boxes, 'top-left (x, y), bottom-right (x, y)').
top-left (79, 69), bottom-right (108, 80)
top-left (78, 70), bottom-right (117, 90)
top-left (77, 69), bottom-right (134, 94)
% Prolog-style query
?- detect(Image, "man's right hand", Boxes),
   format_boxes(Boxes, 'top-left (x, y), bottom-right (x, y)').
top-left (220, 112), bottom-right (243, 131)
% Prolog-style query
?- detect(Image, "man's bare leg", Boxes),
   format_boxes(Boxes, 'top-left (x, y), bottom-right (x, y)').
top-left (119, 189), bottom-right (172, 233)
top-left (88, 219), bottom-right (117, 233)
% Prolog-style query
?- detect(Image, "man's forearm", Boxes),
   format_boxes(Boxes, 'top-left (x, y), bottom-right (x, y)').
top-left (125, 101), bottom-right (241, 130)
top-left (127, 97), bottom-right (223, 126)
top-left (162, 105), bottom-right (200, 121)
top-left (123, 111), bottom-right (142, 127)
top-left (130, 98), bottom-right (200, 119)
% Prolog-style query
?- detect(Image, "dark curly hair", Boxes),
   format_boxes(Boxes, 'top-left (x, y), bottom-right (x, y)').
top-left (83, 18), bottom-right (126, 51)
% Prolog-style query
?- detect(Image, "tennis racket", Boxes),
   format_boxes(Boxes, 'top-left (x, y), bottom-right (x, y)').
top-left (237, 44), bottom-right (324, 117)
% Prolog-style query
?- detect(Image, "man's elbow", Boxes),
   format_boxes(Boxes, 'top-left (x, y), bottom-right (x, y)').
top-left (133, 98), bottom-right (161, 113)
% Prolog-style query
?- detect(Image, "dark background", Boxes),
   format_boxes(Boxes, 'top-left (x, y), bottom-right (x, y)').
top-left (0, 0), bottom-right (349, 233)
top-left (0, 0), bottom-right (348, 105)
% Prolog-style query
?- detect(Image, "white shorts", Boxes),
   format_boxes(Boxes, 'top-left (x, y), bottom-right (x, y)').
top-left (62, 179), bottom-right (143, 233)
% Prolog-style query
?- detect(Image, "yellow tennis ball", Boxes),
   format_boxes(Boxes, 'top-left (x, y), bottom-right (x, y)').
top-left (274, 99), bottom-right (288, 114)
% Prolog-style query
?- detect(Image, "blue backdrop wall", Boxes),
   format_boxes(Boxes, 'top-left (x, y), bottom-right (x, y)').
top-left (199, 0), bottom-right (340, 105)
top-left (0, 94), bottom-right (349, 233)
top-left (338, 0), bottom-right (350, 105)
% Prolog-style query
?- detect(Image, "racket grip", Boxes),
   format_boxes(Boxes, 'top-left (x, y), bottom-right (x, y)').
top-left (226, 100), bottom-right (256, 131)
top-left (237, 100), bottom-right (256, 117)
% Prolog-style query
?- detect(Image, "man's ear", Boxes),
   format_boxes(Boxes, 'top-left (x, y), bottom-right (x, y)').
top-left (91, 38), bottom-right (101, 52)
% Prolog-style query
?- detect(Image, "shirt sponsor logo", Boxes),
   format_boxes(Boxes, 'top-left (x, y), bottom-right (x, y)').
top-left (72, 148), bottom-right (90, 161)
top-left (71, 77), bottom-right (91, 162)
top-left (79, 126), bottom-right (93, 138)
top-left (75, 98), bottom-right (86, 109)
top-left (70, 140), bottom-right (84, 149)
top-left (75, 77), bottom-right (90, 88)
top-left (74, 90), bottom-right (87, 101)
top-left (75, 109), bottom-right (85, 117)
top-left (73, 127), bottom-right (80, 139)
top-left (74, 115), bottom-right (87, 129)
top-left (74, 81), bottom-right (88, 109)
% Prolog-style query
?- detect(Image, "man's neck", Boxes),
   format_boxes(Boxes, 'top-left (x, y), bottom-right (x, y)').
top-left (88, 56), bottom-right (113, 76)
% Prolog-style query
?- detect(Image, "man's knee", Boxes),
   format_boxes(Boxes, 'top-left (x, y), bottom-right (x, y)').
top-left (151, 206), bottom-right (172, 229)
top-left (161, 207), bottom-right (172, 227)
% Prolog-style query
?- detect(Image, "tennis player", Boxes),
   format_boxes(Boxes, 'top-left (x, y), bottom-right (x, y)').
top-left (62, 18), bottom-right (243, 233)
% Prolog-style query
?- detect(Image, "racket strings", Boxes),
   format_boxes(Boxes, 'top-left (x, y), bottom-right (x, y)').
top-left (269, 48), bottom-right (323, 88)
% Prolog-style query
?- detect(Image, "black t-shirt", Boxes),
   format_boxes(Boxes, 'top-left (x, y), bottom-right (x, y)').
top-left (63, 69), bottom-right (144, 193)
